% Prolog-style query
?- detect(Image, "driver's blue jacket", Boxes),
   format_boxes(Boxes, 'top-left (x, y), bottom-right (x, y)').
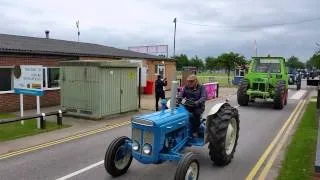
top-left (177, 84), bottom-right (207, 110)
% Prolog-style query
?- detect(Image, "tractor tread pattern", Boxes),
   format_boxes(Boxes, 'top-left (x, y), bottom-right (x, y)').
top-left (207, 103), bottom-right (240, 166)
top-left (273, 80), bottom-right (285, 109)
top-left (174, 152), bottom-right (200, 180)
top-left (104, 136), bottom-right (133, 177)
top-left (237, 80), bottom-right (249, 106)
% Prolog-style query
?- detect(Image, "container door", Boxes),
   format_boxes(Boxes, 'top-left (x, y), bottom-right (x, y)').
top-left (120, 68), bottom-right (138, 112)
top-left (101, 68), bottom-right (121, 115)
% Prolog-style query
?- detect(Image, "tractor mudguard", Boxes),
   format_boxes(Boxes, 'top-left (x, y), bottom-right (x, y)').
top-left (206, 102), bottom-right (228, 116)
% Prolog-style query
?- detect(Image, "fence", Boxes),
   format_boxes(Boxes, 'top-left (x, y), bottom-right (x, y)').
top-left (0, 110), bottom-right (67, 129)
top-left (177, 75), bottom-right (232, 87)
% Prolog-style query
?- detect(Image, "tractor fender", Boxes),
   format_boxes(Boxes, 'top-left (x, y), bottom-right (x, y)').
top-left (206, 102), bottom-right (228, 116)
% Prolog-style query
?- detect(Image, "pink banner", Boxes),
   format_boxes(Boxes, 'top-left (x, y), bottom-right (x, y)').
top-left (178, 82), bottom-right (218, 100)
top-left (204, 82), bottom-right (217, 100)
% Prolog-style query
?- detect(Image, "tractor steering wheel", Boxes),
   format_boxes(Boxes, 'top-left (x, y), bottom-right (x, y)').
top-left (177, 98), bottom-right (196, 107)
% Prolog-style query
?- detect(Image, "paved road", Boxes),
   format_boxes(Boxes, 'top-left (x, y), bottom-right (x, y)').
top-left (0, 82), bottom-right (310, 180)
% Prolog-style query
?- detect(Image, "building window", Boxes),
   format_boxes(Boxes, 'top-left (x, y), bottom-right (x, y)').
top-left (43, 67), bottom-right (60, 89)
top-left (0, 66), bottom-right (60, 94)
top-left (0, 67), bottom-right (13, 92)
top-left (155, 64), bottom-right (165, 78)
top-left (48, 68), bottom-right (60, 88)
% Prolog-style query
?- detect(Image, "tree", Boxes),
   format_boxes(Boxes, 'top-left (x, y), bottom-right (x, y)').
top-left (216, 52), bottom-right (246, 84)
top-left (189, 56), bottom-right (204, 71)
top-left (286, 56), bottom-right (304, 69)
top-left (306, 52), bottom-right (320, 69)
top-left (174, 54), bottom-right (189, 71)
top-left (205, 56), bottom-right (220, 70)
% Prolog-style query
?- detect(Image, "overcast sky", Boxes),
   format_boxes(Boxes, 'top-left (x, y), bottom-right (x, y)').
top-left (0, 0), bottom-right (320, 61)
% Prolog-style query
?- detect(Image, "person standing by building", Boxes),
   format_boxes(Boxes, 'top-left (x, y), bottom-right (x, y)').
top-left (155, 75), bottom-right (167, 111)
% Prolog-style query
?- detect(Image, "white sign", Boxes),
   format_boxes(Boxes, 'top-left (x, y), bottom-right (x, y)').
top-left (260, 59), bottom-right (280, 64)
top-left (14, 65), bottom-right (44, 96)
top-left (141, 67), bottom-right (147, 87)
top-left (128, 45), bottom-right (168, 57)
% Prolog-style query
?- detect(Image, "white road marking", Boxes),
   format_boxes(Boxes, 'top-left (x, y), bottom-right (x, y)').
top-left (289, 90), bottom-right (307, 100)
top-left (56, 160), bottom-right (104, 180)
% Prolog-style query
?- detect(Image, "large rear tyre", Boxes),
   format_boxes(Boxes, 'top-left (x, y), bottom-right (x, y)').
top-left (273, 80), bottom-right (285, 109)
top-left (174, 152), bottom-right (199, 180)
top-left (207, 103), bottom-right (240, 166)
top-left (104, 136), bottom-right (133, 177)
top-left (237, 80), bottom-right (249, 106)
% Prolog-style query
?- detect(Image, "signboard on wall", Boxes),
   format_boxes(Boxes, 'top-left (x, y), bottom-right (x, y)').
top-left (141, 67), bottom-right (147, 87)
top-left (128, 45), bottom-right (168, 57)
top-left (13, 65), bottom-right (44, 96)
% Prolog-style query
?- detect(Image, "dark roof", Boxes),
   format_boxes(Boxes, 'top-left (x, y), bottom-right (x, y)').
top-left (0, 33), bottom-right (173, 61)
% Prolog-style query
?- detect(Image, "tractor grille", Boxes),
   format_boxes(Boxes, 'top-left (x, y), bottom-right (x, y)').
top-left (252, 83), bottom-right (266, 91)
top-left (132, 127), bottom-right (154, 155)
top-left (143, 130), bottom-right (154, 145)
top-left (132, 128), bottom-right (141, 142)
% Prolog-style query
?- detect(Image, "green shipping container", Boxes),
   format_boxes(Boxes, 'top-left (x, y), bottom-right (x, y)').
top-left (59, 60), bottom-right (139, 119)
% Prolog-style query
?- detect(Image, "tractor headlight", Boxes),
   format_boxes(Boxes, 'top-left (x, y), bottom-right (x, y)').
top-left (132, 140), bottom-right (139, 151)
top-left (143, 143), bottom-right (152, 155)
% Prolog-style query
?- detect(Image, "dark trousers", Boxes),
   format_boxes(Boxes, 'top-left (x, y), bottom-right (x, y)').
top-left (155, 91), bottom-right (165, 111)
top-left (186, 107), bottom-right (204, 133)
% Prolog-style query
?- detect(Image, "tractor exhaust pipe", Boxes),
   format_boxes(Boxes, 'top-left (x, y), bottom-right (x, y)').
top-left (170, 81), bottom-right (178, 111)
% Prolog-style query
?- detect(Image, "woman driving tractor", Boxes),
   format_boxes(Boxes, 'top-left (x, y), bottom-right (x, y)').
top-left (177, 74), bottom-right (207, 137)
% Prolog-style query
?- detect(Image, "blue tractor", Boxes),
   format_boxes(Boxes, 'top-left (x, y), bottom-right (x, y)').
top-left (104, 81), bottom-right (240, 180)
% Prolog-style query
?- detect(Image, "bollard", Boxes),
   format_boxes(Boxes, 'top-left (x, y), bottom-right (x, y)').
top-left (57, 110), bottom-right (63, 126)
top-left (216, 83), bottom-right (219, 98)
top-left (40, 113), bottom-right (46, 129)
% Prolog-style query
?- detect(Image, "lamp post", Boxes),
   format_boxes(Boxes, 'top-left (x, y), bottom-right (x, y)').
top-left (173, 17), bottom-right (177, 57)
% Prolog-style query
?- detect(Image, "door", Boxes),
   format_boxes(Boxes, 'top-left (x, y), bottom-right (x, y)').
top-left (156, 64), bottom-right (165, 78)
top-left (101, 68), bottom-right (121, 115)
top-left (120, 68), bottom-right (138, 112)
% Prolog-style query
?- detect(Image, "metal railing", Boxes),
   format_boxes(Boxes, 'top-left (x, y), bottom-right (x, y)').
top-left (0, 110), bottom-right (67, 129)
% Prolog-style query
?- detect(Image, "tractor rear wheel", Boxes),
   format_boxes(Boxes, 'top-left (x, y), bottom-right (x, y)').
top-left (237, 80), bottom-right (249, 106)
top-left (273, 80), bottom-right (285, 109)
top-left (207, 103), bottom-right (240, 166)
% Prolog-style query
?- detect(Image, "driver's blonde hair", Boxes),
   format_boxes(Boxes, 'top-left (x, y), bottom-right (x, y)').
top-left (187, 74), bottom-right (199, 85)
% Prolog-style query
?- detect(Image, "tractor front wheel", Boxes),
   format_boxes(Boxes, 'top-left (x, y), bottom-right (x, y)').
top-left (237, 80), bottom-right (249, 106)
top-left (284, 89), bottom-right (288, 105)
top-left (174, 152), bottom-right (199, 180)
top-left (104, 136), bottom-right (133, 177)
top-left (207, 103), bottom-right (240, 166)
top-left (273, 81), bottom-right (285, 109)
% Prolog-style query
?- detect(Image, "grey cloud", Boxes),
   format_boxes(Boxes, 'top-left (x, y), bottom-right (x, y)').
top-left (1, 0), bottom-right (320, 62)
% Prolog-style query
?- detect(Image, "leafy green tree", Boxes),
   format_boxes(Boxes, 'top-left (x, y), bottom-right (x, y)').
top-left (174, 54), bottom-right (189, 71)
top-left (286, 56), bottom-right (305, 69)
top-left (216, 52), bottom-right (246, 84)
top-left (306, 52), bottom-right (320, 69)
top-left (189, 56), bottom-right (204, 71)
top-left (205, 56), bottom-right (220, 70)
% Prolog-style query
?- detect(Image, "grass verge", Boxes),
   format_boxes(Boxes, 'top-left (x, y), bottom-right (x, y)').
top-left (0, 113), bottom-right (71, 142)
top-left (277, 101), bottom-right (318, 180)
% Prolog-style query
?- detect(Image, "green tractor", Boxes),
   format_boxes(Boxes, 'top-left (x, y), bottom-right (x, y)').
top-left (237, 56), bottom-right (289, 109)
